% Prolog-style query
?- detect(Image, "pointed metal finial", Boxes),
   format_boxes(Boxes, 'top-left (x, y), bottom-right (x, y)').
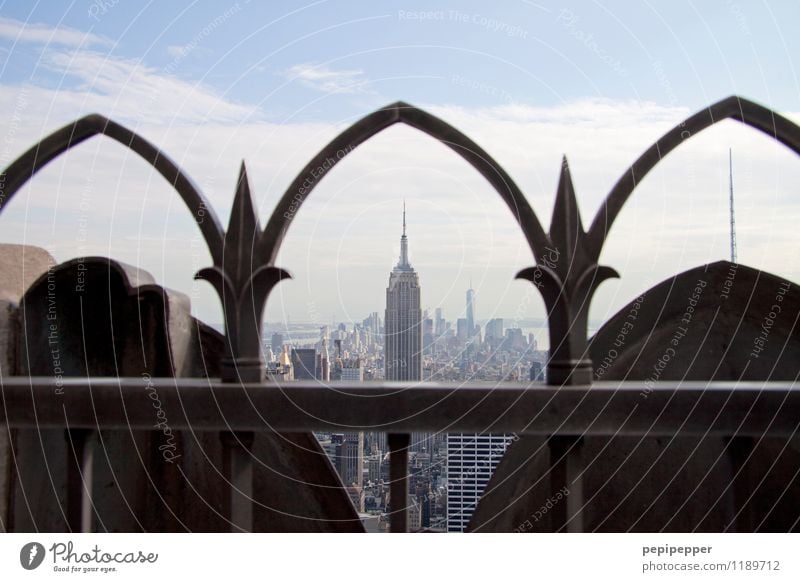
top-left (516, 156), bottom-right (618, 385)
top-left (196, 160), bottom-right (290, 382)
top-left (224, 162), bottom-right (260, 288)
top-left (403, 199), bottom-right (406, 236)
top-left (550, 156), bottom-right (586, 265)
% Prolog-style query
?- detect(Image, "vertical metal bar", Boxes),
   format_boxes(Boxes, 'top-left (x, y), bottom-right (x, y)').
top-left (549, 436), bottom-right (584, 533)
top-left (66, 428), bottom-right (94, 533)
top-left (388, 433), bottom-right (410, 533)
top-left (221, 431), bottom-right (255, 532)
top-left (726, 436), bottom-right (755, 532)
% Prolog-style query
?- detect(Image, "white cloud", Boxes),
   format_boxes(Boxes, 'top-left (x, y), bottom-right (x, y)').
top-left (165, 44), bottom-right (213, 61)
top-left (436, 98), bottom-right (688, 127)
top-left (38, 49), bottom-right (260, 124)
top-left (166, 45), bottom-right (188, 59)
top-left (0, 16), bottom-right (111, 48)
top-left (285, 63), bottom-right (369, 95)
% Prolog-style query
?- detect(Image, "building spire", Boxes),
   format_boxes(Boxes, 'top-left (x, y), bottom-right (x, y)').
top-left (398, 201), bottom-right (410, 269)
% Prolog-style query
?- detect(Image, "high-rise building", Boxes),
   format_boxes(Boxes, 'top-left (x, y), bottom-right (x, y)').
top-left (365, 432), bottom-right (387, 456)
top-left (336, 432), bottom-right (364, 489)
top-left (505, 328), bottom-right (527, 350)
top-left (485, 318), bottom-right (503, 341)
top-left (291, 347), bottom-right (317, 380)
top-left (530, 361), bottom-right (544, 381)
top-left (434, 307), bottom-right (445, 337)
top-left (456, 318), bottom-right (468, 342)
top-left (341, 358), bottom-right (364, 382)
top-left (318, 433), bottom-right (337, 464)
top-left (410, 432), bottom-right (433, 453)
top-left (384, 203), bottom-right (422, 381)
top-left (423, 316), bottom-right (434, 354)
top-left (363, 312), bottom-right (381, 347)
top-left (271, 332), bottom-right (284, 354)
top-left (466, 284), bottom-right (476, 338)
top-left (446, 433), bottom-right (514, 532)
top-left (408, 498), bottom-right (422, 532)
top-left (266, 345), bottom-right (294, 381)
top-left (318, 337), bottom-right (330, 381)
top-left (367, 454), bottom-right (383, 483)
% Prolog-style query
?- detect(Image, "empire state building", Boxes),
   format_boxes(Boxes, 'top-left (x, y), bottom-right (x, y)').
top-left (384, 204), bottom-right (422, 381)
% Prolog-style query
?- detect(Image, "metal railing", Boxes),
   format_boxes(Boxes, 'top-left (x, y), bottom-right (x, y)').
top-left (2, 377), bottom-right (798, 531)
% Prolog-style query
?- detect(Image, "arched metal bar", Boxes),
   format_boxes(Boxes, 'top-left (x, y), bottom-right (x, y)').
top-left (0, 114), bottom-right (225, 266)
top-left (258, 101), bottom-right (550, 264)
top-left (588, 96), bottom-right (800, 259)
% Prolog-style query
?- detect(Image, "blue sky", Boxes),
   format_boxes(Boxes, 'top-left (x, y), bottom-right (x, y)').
top-left (0, 1), bottom-right (798, 335)
top-left (3, 1), bottom-right (798, 116)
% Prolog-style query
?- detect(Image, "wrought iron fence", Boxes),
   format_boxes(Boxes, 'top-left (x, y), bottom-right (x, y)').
top-left (1, 95), bottom-right (799, 532)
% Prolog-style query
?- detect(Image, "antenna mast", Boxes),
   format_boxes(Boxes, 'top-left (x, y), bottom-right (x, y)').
top-left (729, 148), bottom-right (737, 263)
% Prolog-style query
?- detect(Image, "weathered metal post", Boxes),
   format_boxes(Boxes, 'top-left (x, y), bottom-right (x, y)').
top-left (65, 428), bottom-right (95, 533)
top-left (388, 433), bottom-right (410, 533)
top-left (221, 431), bottom-right (256, 532)
top-left (516, 158), bottom-right (617, 531)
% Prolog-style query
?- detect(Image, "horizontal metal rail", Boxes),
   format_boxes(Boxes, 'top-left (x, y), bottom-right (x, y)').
top-left (1, 377), bottom-right (798, 437)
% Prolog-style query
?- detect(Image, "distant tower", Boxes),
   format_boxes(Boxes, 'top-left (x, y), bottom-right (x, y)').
top-left (385, 202), bottom-right (423, 380)
top-left (319, 336), bottom-right (330, 382)
top-left (434, 307), bottom-right (444, 336)
top-left (466, 282), bottom-right (476, 338)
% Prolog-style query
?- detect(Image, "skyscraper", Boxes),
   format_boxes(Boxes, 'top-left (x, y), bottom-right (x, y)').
top-left (466, 284), bottom-right (476, 338)
top-left (446, 433), bottom-right (514, 532)
top-left (434, 307), bottom-right (445, 336)
top-left (485, 318), bottom-right (503, 341)
top-left (337, 432), bottom-right (364, 489)
top-left (318, 336), bottom-right (330, 381)
top-left (423, 315), bottom-right (434, 355)
top-left (385, 203), bottom-right (422, 381)
top-left (341, 358), bottom-right (364, 382)
top-left (271, 332), bottom-right (284, 354)
top-left (456, 318), bottom-right (468, 342)
top-left (291, 347), bottom-right (317, 380)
